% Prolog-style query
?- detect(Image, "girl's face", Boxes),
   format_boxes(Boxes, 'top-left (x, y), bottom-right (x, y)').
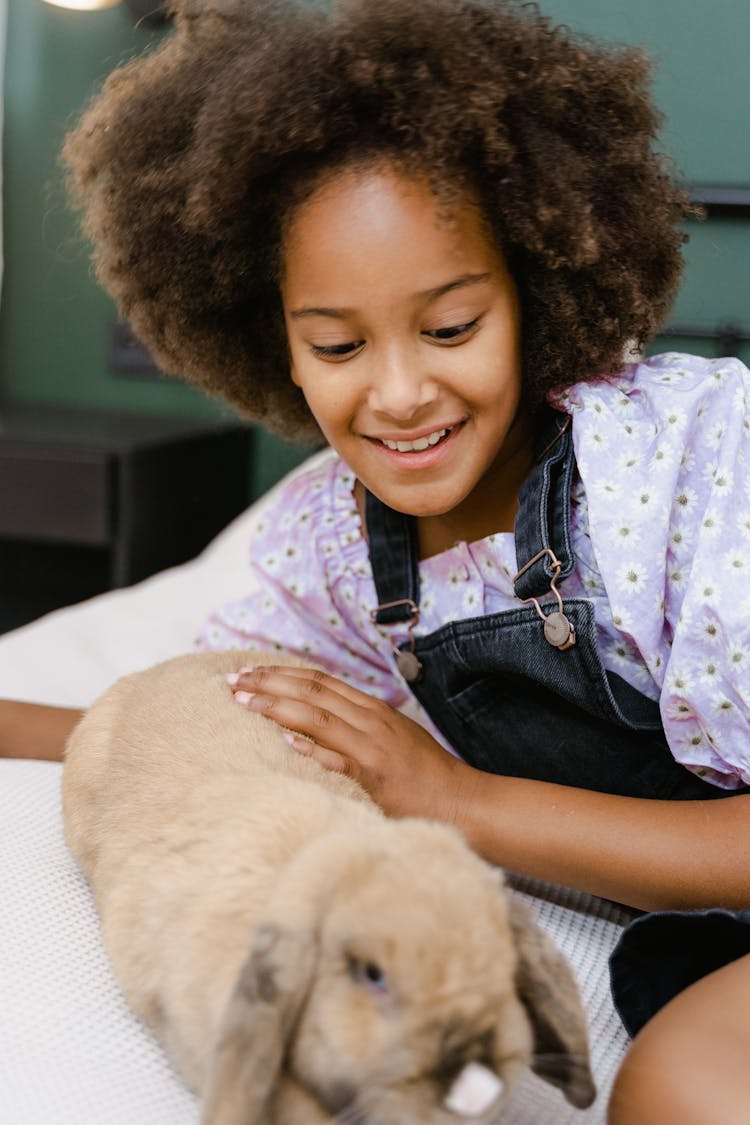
top-left (281, 165), bottom-right (529, 537)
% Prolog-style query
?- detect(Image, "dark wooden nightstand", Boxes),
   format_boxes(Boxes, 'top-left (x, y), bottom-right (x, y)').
top-left (0, 402), bottom-right (253, 631)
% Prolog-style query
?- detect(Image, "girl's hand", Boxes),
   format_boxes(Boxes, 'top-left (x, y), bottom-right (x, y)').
top-left (227, 665), bottom-right (479, 827)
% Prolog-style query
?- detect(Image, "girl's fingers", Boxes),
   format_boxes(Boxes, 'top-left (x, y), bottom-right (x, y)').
top-left (234, 664), bottom-right (373, 705)
top-left (230, 664), bottom-right (379, 722)
top-left (283, 731), bottom-right (351, 775)
top-left (233, 684), bottom-right (367, 757)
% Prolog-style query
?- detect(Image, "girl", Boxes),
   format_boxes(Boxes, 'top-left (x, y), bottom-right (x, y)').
top-left (3, 0), bottom-right (749, 1118)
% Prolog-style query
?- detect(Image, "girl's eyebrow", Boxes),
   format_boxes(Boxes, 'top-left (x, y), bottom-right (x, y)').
top-left (288, 272), bottom-right (493, 320)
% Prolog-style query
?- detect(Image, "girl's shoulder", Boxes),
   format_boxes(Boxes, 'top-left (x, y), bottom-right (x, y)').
top-left (247, 448), bottom-right (367, 575)
top-left (555, 351), bottom-right (748, 427)
top-left (251, 448), bottom-right (351, 526)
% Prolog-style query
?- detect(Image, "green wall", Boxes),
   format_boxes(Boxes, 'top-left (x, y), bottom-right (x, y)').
top-left (0, 0), bottom-right (310, 499)
top-left (1, 1), bottom-right (748, 497)
top-left (537, 0), bottom-right (750, 365)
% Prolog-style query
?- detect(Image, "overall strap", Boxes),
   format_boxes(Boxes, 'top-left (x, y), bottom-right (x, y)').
top-left (512, 408), bottom-right (576, 601)
top-left (365, 489), bottom-right (420, 625)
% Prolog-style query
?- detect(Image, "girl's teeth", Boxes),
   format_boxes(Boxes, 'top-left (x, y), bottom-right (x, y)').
top-left (382, 428), bottom-right (449, 452)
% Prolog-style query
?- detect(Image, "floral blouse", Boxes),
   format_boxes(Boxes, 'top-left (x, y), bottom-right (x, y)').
top-left (198, 353), bottom-right (750, 791)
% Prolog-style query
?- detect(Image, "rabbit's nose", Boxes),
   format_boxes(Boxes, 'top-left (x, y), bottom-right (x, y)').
top-left (444, 1062), bottom-right (505, 1117)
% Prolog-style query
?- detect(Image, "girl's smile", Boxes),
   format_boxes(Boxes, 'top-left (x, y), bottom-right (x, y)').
top-left (282, 165), bottom-right (532, 550)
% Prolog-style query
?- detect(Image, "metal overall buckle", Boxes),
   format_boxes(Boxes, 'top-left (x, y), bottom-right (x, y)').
top-left (513, 548), bottom-right (576, 651)
top-left (370, 598), bottom-right (423, 683)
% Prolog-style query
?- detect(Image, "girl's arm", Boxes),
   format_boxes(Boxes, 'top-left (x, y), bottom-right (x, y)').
top-left (0, 700), bottom-right (83, 762)
top-left (229, 665), bottom-right (750, 912)
top-left (455, 769), bottom-right (750, 913)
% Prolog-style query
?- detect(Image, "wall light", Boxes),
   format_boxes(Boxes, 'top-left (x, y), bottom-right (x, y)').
top-left (41, 0), bottom-right (169, 21)
top-left (42, 0), bottom-right (120, 9)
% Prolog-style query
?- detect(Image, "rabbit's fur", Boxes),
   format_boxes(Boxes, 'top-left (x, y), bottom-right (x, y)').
top-left (62, 649), bottom-right (596, 1124)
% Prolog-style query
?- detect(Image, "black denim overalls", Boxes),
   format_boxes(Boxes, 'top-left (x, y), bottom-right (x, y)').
top-left (364, 408), bottom-right (750, 1033)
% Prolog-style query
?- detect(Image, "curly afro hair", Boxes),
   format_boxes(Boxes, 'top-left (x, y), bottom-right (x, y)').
top-left (63, 0), bottom-right (693, 441)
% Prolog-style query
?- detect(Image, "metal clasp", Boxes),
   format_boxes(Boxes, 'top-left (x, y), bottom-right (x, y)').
top-left (370, 599), bottom-right (423, 683)
top-left (513, 548), bottom-right (576, 651)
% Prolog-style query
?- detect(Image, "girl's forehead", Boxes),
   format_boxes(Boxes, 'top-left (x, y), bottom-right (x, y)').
top-left (286, 163), bottom-right (474, 238)
top-left (281, 164), bottom-right (507, 299)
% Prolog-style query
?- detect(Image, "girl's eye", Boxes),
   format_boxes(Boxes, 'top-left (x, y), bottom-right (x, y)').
top-left (310, 340), bottom-right (365, 360)
top-left (424, 318), bottom-right (481, 344)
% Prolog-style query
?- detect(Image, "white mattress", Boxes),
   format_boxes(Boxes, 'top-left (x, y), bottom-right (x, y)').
top-left (0, 451), bottom-right (632, 1123)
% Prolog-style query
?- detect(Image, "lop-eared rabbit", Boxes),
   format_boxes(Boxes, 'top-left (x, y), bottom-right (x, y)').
top-left (63, 650), bottom-right (596, 1124)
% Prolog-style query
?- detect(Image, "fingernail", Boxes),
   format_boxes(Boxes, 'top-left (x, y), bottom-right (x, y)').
top-left (225, 672), bottom-right (240, 686)
top-left (283, 731), bottom-right (310, 753)
top-left (234, 691), bottom-right (255, 706)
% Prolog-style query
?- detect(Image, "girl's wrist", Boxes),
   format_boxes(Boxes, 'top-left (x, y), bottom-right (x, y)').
top-left (0, 700), bottom-right (83, 762)
top-left (441, 758), bottom-right (495, 847)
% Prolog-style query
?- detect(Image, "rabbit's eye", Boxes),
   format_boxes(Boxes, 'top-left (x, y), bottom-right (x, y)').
top-left (348, 956), bottom-right (389, 994)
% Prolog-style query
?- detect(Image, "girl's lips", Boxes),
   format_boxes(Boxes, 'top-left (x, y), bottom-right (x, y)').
top-left (368, 421), bottom-right (463, 468)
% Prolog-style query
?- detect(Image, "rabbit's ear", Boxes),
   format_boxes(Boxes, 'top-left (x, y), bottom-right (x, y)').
top-left (506, 897), bottom-right (597, 1110)
top-left (200, 923), bottom-right (317, 1125)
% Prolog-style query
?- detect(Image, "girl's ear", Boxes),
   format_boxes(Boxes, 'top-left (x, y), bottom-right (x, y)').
top-left (289, 360), bottom-right (301, 387)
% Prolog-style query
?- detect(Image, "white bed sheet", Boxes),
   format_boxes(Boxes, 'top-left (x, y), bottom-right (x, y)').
top-left (0, 451), bottom-right (632, 1123)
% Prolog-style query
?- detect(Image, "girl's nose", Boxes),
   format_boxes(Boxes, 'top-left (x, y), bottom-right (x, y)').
top-left (367, 347), bottom-right (438, 420)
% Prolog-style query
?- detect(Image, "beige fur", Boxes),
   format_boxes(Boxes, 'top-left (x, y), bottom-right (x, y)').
top-left (62, 649), bottom-right (595, 1124)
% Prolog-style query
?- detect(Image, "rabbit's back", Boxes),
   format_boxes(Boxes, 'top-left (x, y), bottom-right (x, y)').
top-left (64, 649), bottom-right (373, 866)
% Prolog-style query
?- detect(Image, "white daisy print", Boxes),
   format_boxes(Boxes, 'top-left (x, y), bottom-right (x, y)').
top-left (202, 624), bottom-right (225, 647)
top-left (587, 428), bottom-right (609, 449)
top-left (421, 591), bottom-right (436, 614)
top-left (462, 588), bottom-right (482, 614)
top-left (649, 591), bottom-right (668, 619)
top-left (667, 567), bottom-right (690, 594)
top-left (696, 616), bottom-right (723, 647)
top-left (649, 446), bottom-right (676, 473)
top-left (732, 382), bottom-right (748, 408)
top-left (664, 696), bottom-right (695, 721)
top-left (669, 526), bottom-right (694, 558)
top-left (700, 510), bottom-right (724, 539)
top-left (610, 608), bottom-right (635, 634)
top-left (706, 421), bottom-right (727, 450)
top-left (663, 406), bottom-right (688, 431)
top-left (708, 465), bottom-right (734, 493)
top-left (711, 693), bottom-right (736, 718)
top-left (665, 667), bottom-right (693, 696)
top-left (723, 550), bottom-right (747, 577)
top-left (672, 485), bottom-right (699, 517)
top-left (617, 561), bottom-right (649, 597)
top-left (616, 450), bottom-right (641, 474)
top-left (699, 660), bottom-right (721, 688)
top-left (615, 523), bottom-right (642, 548)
